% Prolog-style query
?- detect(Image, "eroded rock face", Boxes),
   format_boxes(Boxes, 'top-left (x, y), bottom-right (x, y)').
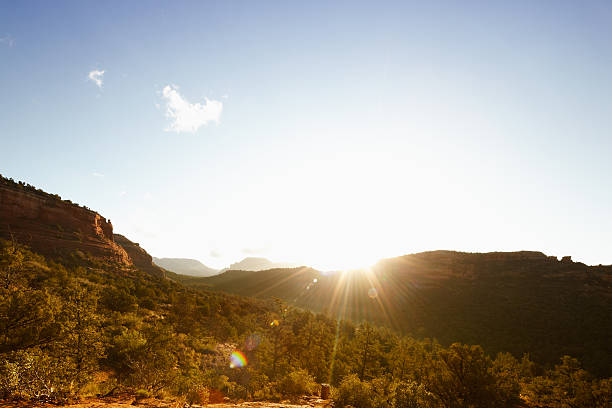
top-left (113, 234), bottom-right (165, 278)
top-left (0, 177), bottom-right (130, 264)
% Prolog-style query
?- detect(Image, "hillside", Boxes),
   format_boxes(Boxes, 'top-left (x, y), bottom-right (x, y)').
top-left (194, 250), bottom-right (612, 377)
top-left (0, 175), bottom-right (610, 407)
top-left (0, 175), bottom-right (130, 264)
top-left (153, 257), bottom-right (218, 277)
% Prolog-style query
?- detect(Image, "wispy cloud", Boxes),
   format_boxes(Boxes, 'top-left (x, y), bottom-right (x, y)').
top-left (92, 172), bottom-right (105, 178)
top-left (0, 35), bottom-right (15, 47)
top-left (88, 69), bottom-right (105, 88)
top-left (161, 85), bottom-right (223, 133)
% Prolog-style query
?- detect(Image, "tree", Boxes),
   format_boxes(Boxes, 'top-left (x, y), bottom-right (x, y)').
top-left (60, 284), bottom-right (104, 391)
top-left (107, 323), bottom-right (179, 393)
top-left (354, 322), bottom-right (381, 381)
top-left (427, 343), bottom-right (500, 408)
top-left (0, 239), bottom-right (24, 290)
top-left (0, 288), bottom-right (62, 353)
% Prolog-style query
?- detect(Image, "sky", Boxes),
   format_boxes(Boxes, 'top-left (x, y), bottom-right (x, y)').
top-left (1, 1), bottom-right (611, 270)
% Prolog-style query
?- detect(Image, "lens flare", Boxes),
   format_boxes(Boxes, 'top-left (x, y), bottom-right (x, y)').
top-left (368, 287), bottom-right (378, 299)
top-left (229, 350), bottom-right (247, 368)
top-left (245, 333), bottom-right (261, 351)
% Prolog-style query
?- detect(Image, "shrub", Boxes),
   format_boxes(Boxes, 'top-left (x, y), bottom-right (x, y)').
top-left (394, 381), bottom-right (438, 408)
top-left (185, 385), bottom-right (209, 407)
top-left (0, 349), bottom-right (74, 403)
top-left (334, 374), bottom-right (374, 408)
top-left (277, 368), bottom-right (318, 400)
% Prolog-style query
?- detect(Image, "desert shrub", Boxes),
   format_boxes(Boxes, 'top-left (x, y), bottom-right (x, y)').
top-left (277, 368), bottom-right (318, 400)
top-left (100, 287), bottom-right (137, 313)
top-left (334, 374), bottom-right (374, 408)
top-left (394, 381), bottom-right (438, 408)
top-left (0, 358), bottom-right (19, 398)
top-left (0, 349), bottom-right (74, 402)
top-left (106, 325), bottom-right (179, 393)
top-left (521, 356), bottom-right (609, 408)
top-left (185, 384), bottom-right (209, 407)
top-left (135, 389), bottom-right (150, 398)
top-left (490, 352), bottom-right (521, 407)
top-left (246, 369), bottom-right (271, 399)
top-left (176, 374), bottom-right (210, 407)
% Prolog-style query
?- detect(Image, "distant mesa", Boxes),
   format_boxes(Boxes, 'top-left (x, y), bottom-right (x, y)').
top-left (153, 257), bottom-right (218, 277)
top-left (222, 256), bottom-right (298, 272)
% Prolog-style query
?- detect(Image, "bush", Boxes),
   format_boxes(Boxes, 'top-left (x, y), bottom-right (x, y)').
top-left (394, 381), bottom-right (438, 408)
top-left (0, 349), bottom-right (74, 403)
top-left (185, 385), bottom-right (209, 407)
top-left (277, 368), bottom-right (318, 400)
top-left (334, 374), bottom-right (374, 408)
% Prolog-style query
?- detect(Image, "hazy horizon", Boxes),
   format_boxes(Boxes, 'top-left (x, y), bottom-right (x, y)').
top-left (2, 1), bottom-right (612, 270)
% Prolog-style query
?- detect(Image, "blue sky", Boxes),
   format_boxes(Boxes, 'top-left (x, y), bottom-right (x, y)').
top-left (1, 1), bottom-right (611, 270)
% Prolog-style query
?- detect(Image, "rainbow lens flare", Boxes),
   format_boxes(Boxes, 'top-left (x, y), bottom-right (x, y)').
top-left (229, 350), bottom-right (247, 368)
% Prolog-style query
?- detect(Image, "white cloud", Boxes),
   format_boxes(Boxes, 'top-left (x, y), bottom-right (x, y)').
top-left (0, 35), bottom-right (15, 47)
top-left (161, 85), bottom-right (223, 133)
top-left (88, 69), bottom-right (105, 88)
top-left (92, 172), bottom-right (105, 178)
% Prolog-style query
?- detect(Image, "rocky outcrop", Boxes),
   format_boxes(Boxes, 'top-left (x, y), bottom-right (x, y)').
top-left (0, 176), bottom-right (130, 263)
top-left (114, 234), bottom-right (166, 278)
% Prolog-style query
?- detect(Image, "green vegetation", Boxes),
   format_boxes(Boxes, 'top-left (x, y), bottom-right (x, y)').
top-left (190, 252), bottom-right (612, 378)
top-left (0, 239), bottom-right (610, 407)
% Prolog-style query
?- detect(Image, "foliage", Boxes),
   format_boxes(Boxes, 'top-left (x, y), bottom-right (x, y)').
top-left (0, 349), bottom-right (74, 403)
top-left (276, 368), bottom-right (318, 400)
top-left (334, 374), bottom-right (374, 408)
top-left (0, 238), bottom-right (610, 407)
top-left (393, 380), bottom-right (438, 408)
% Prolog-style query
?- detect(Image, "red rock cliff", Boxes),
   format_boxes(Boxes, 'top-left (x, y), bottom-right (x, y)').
top-left (0, 176), bottom-right (130, 264)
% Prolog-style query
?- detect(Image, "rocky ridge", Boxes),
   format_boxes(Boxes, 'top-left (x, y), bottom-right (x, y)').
top-left (0, 175), bottom-right (163, 276)
top-left (0, 175), bottom-right (130, 264)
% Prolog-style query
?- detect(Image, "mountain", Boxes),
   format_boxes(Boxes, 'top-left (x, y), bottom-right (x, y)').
top-left (0, 175), bottom-right (130, 264)
top-left (222, 256), bottom-right (298, 272)
top-left (194, 250), bottom-right (612, 377)
top-left (153, 257), bottom-right (218, 277)
top-left (114, 234), bottom-right (166, 278)
top-left (1, 174), bottom-right (609, 406)
top-left (0, 174), bottom-right (164, 276)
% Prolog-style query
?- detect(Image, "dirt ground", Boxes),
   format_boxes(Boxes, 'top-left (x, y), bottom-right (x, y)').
top-left (0, 396), bottom-right (333, 408)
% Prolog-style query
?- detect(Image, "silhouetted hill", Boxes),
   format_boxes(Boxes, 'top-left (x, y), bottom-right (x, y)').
top-left (153, 257), bottom-right (218, 277)
top-left (194, 250), bottom-right (612, 377)
top-left (222, 257), bottom-right (298, 272)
